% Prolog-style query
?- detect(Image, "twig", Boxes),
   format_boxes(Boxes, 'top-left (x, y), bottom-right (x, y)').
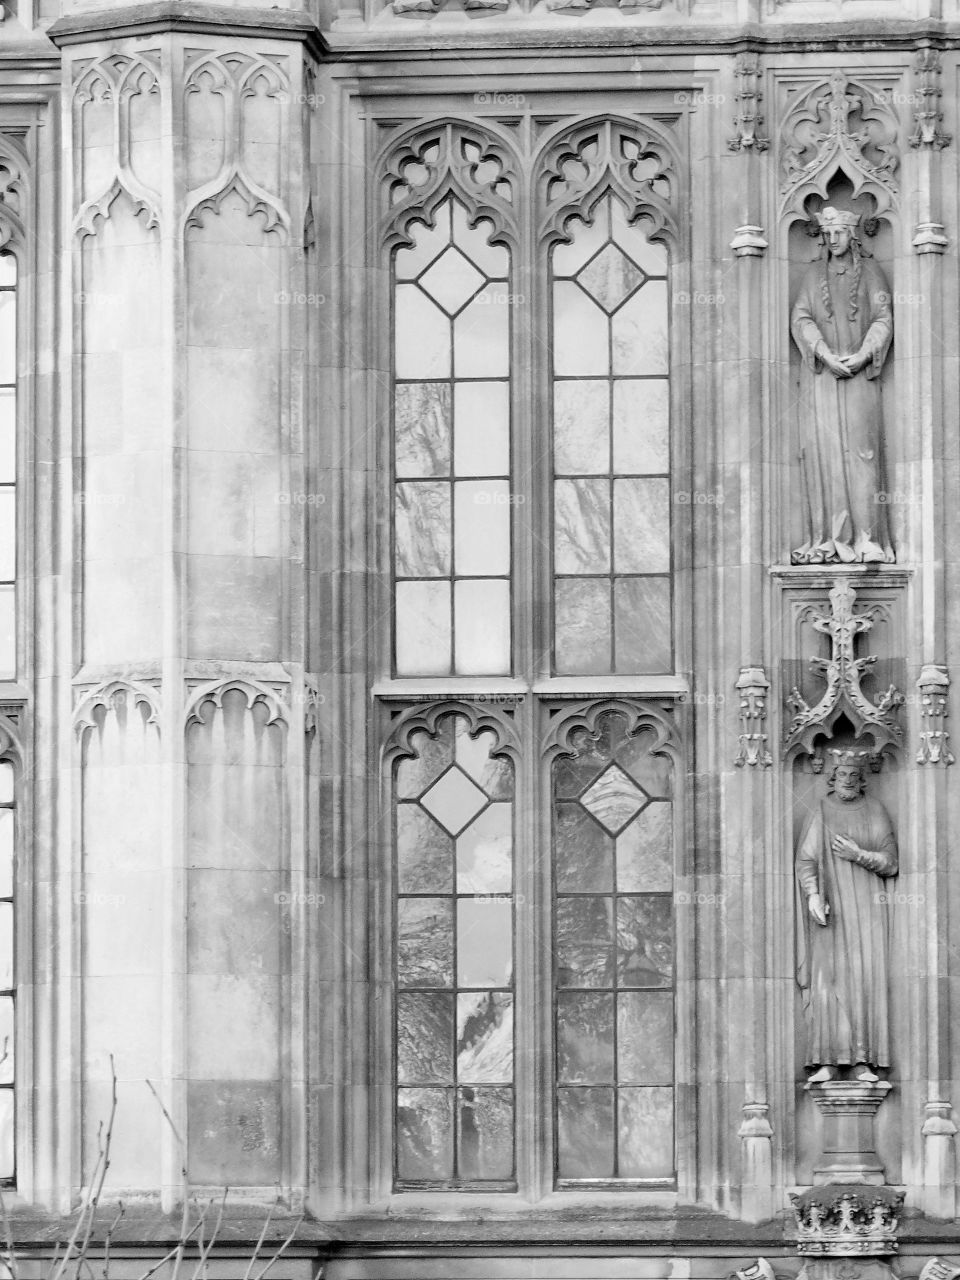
top-left (252, 1215), bottom-right (304, 1280)
top-left (241, 1200), bottom-right (276, 1280)
top-left (190, 1191), bottom-right (227, 1280)
top-left (101, 1202), bottom-right (125, 1280)
top-left (145, 1079), bottom-right (190, 1280)
top-left (73, 1059), bottom-right (119, 1280)
top-left (133, 1219), bottom-right (206, 1280)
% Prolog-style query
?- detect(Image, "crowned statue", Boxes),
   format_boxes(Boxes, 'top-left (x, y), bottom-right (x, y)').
top-left (796, 752), bottom-right (898, 1082)
top-left (790, 207), bottom-right (895, 565)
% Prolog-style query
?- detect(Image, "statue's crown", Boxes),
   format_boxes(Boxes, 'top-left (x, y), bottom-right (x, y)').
top-left (790, 1187), bottom-right (904, 1257)
top-left (817, 206), bottom-right (861, 231)
top-left (829, 748), bottom-right (871, 767)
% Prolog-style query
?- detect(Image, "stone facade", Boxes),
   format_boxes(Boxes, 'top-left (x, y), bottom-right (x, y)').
top-left (0, 0), bottom-right (958, 1276)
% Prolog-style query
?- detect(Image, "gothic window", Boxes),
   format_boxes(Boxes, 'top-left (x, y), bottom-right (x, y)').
top-left (0, 253), bottom-right (15, 679)
top-left (380, 115), bottom-right (683, 1195)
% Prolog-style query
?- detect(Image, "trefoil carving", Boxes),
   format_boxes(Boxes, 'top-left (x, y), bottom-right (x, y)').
top-left (538, 116), bottom-right (678, 249)
top-left (784, 579), bottom-right (903, 758)
top-left (73, 678), bottom-right (161, 738)
top-left (380, 119), bottom-right (520, 253)
top-left (779, 70), bottom-right (899, 220)
top-left (735, 667), bottom-right (772, 768)
top-left (183, 677), bottom-right (289, 730)
top-left (916, 664), bottom-right (954, 766)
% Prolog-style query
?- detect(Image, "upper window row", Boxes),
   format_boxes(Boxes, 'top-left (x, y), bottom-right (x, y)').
top-left (387, 121), bottom-right (678, 681)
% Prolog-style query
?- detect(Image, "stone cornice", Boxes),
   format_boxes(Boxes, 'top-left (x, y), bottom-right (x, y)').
top-left (324, 18), bottom-right (960, 58)
top-left (48, 1), bottom-right (326, 56)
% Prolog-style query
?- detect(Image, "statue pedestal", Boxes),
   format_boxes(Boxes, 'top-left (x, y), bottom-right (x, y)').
top-left (806, 1079), bottom-right (892, 1185)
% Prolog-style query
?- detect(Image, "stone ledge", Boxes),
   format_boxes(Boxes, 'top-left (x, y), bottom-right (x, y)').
top-left (48, 1), bottom-right (326, 55)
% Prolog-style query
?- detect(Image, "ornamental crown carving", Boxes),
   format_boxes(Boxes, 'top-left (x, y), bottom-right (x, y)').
top-left (790, 1187), bottom-right (904, 1257)
top-left (779, 70), bottom-right (899, 220)
top-left (785, 580), bottom-right (903, 759)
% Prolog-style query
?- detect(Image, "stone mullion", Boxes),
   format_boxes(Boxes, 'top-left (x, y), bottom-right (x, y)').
top-left (904, 73), bottom-right (959, 1214)
top-left (722, 101), bottom-right (779, 1220)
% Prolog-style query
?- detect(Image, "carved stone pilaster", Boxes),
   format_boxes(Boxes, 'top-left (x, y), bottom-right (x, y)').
top-left (728, 53), bottom-right (769, 153)
top-left (731, 225), bottom-right (768, 257)
top-left (735, 667), bottom-right (772, 768)
top-left (738, 1102), bottom-right (774, 1223)
top-left (909, 49), bottom-right (951, 151)
top-left (921, 1101), bottom-right (958, 1218)
top-left (916, 665), bottom-right (954, 766)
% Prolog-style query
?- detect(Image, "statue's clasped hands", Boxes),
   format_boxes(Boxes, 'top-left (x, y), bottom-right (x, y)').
top-left (818, 344), bottom-right (870, 379)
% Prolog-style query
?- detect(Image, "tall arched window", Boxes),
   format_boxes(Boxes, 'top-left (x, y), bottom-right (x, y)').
top-left (378, 115), bottom-right (685, 1196)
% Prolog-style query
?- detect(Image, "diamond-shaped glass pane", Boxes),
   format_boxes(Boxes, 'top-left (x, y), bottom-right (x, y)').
top-left (421, 765), bottom-right (487, 835)
top-left (419, 247), bottom-right (486, 316)
top-left (576, 243), bottom-right (646, 314)
top-left (580, 764), bottom-right (647, 835)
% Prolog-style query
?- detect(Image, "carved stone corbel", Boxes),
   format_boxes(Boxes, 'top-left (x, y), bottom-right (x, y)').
top-left (731, 225), bottom-right (768, 257)
top-left (735, 667), bottom-right (772, 768)
top-left (910, 49), bottom-right (951, 151)
top-left (917, 665), bottom-right (954, 766)
top-left (728, 53), bottom-right (769, 153)
top-left (913, 221), bottom-right (949, 254)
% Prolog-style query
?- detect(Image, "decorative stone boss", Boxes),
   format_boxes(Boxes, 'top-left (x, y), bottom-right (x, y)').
top-left (796, 751), bottom-right (898, 1083)
top-left (791, 207), bottom-right (894, 565)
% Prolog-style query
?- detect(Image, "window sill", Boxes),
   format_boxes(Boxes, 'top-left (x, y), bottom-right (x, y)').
top-left (372, 676), bottom-right (689, 699)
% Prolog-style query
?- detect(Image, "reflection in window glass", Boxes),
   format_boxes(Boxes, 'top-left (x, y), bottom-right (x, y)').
top-left (552, 710), bottom-right (674, 1184)
top-left (551, 196), bottom-right (671, 675)
top-left (0, 761), bottom-right (14, 1181)
top-left (393, 198), bottom-right (511, 677)
top-left (395, 712), bottom-right (515, 1187)
top-left (0, 256), bottom-right (14, 681)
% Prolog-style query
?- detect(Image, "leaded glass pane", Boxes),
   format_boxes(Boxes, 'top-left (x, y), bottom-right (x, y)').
top-left (0, 389), bottom-right (15, 485)
top-left (551, 193), bottom-right (672, 676)
top-left (0, 1087), bottom-right (13, 1180)
top-left (395, 712), bottom-right (515, 1186)
top-left (553, 709), bottom-right (675, 1183)
top-left (393, 196), bottom-right (512, 676)
top-left (395, 580), bottom-right (450, 676)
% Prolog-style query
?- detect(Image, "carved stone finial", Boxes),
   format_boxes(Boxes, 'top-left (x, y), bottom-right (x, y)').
top-left (917, 665), bottom-right (954, 766)
top-left (731, 225), bottom-right (768, 257)
top-left (910, 49), bottom-right (951, 151)
top-left (785, 580), bottom-right (904, 758)
top-left (735, 667), bottom-right (772, 768)
top-left (728, 53), bottom-right (769, 153)
top-left (790, 1184), bottom-right (903, 1255)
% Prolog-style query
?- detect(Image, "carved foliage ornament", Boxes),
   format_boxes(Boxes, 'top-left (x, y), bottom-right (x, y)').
top-left (785, 580), bottom-right (903, 758)
top-left (790, 1186), bottom-right (904, 1257)
top-left (538, 116), bottom-right (678, 250)
top-left (0, 135), bottom-right (26, 254)
top-left (735, 667), bottom-right (772, 768)
top-left (380, 119), bottom-right (520, 254)
top-left (729, 53), bottom-right (770, 154)
top-left (916, 664), bottom-right (954, 766)
top-left (910, 49), bottom-right (951, 151)
top-left (779, 71), bottom-right (899, 220)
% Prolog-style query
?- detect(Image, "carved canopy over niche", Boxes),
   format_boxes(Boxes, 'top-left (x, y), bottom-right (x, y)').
top-left (779, 70), bottom-right (900, 222)
top-left (379, 118), bottom-right (521, 254)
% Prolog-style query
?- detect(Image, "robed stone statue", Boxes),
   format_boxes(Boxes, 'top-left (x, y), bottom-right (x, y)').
top-left (790, 207), bottom-right (894, 565)
top-left (796, 754), bottom-right (898, 1082)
